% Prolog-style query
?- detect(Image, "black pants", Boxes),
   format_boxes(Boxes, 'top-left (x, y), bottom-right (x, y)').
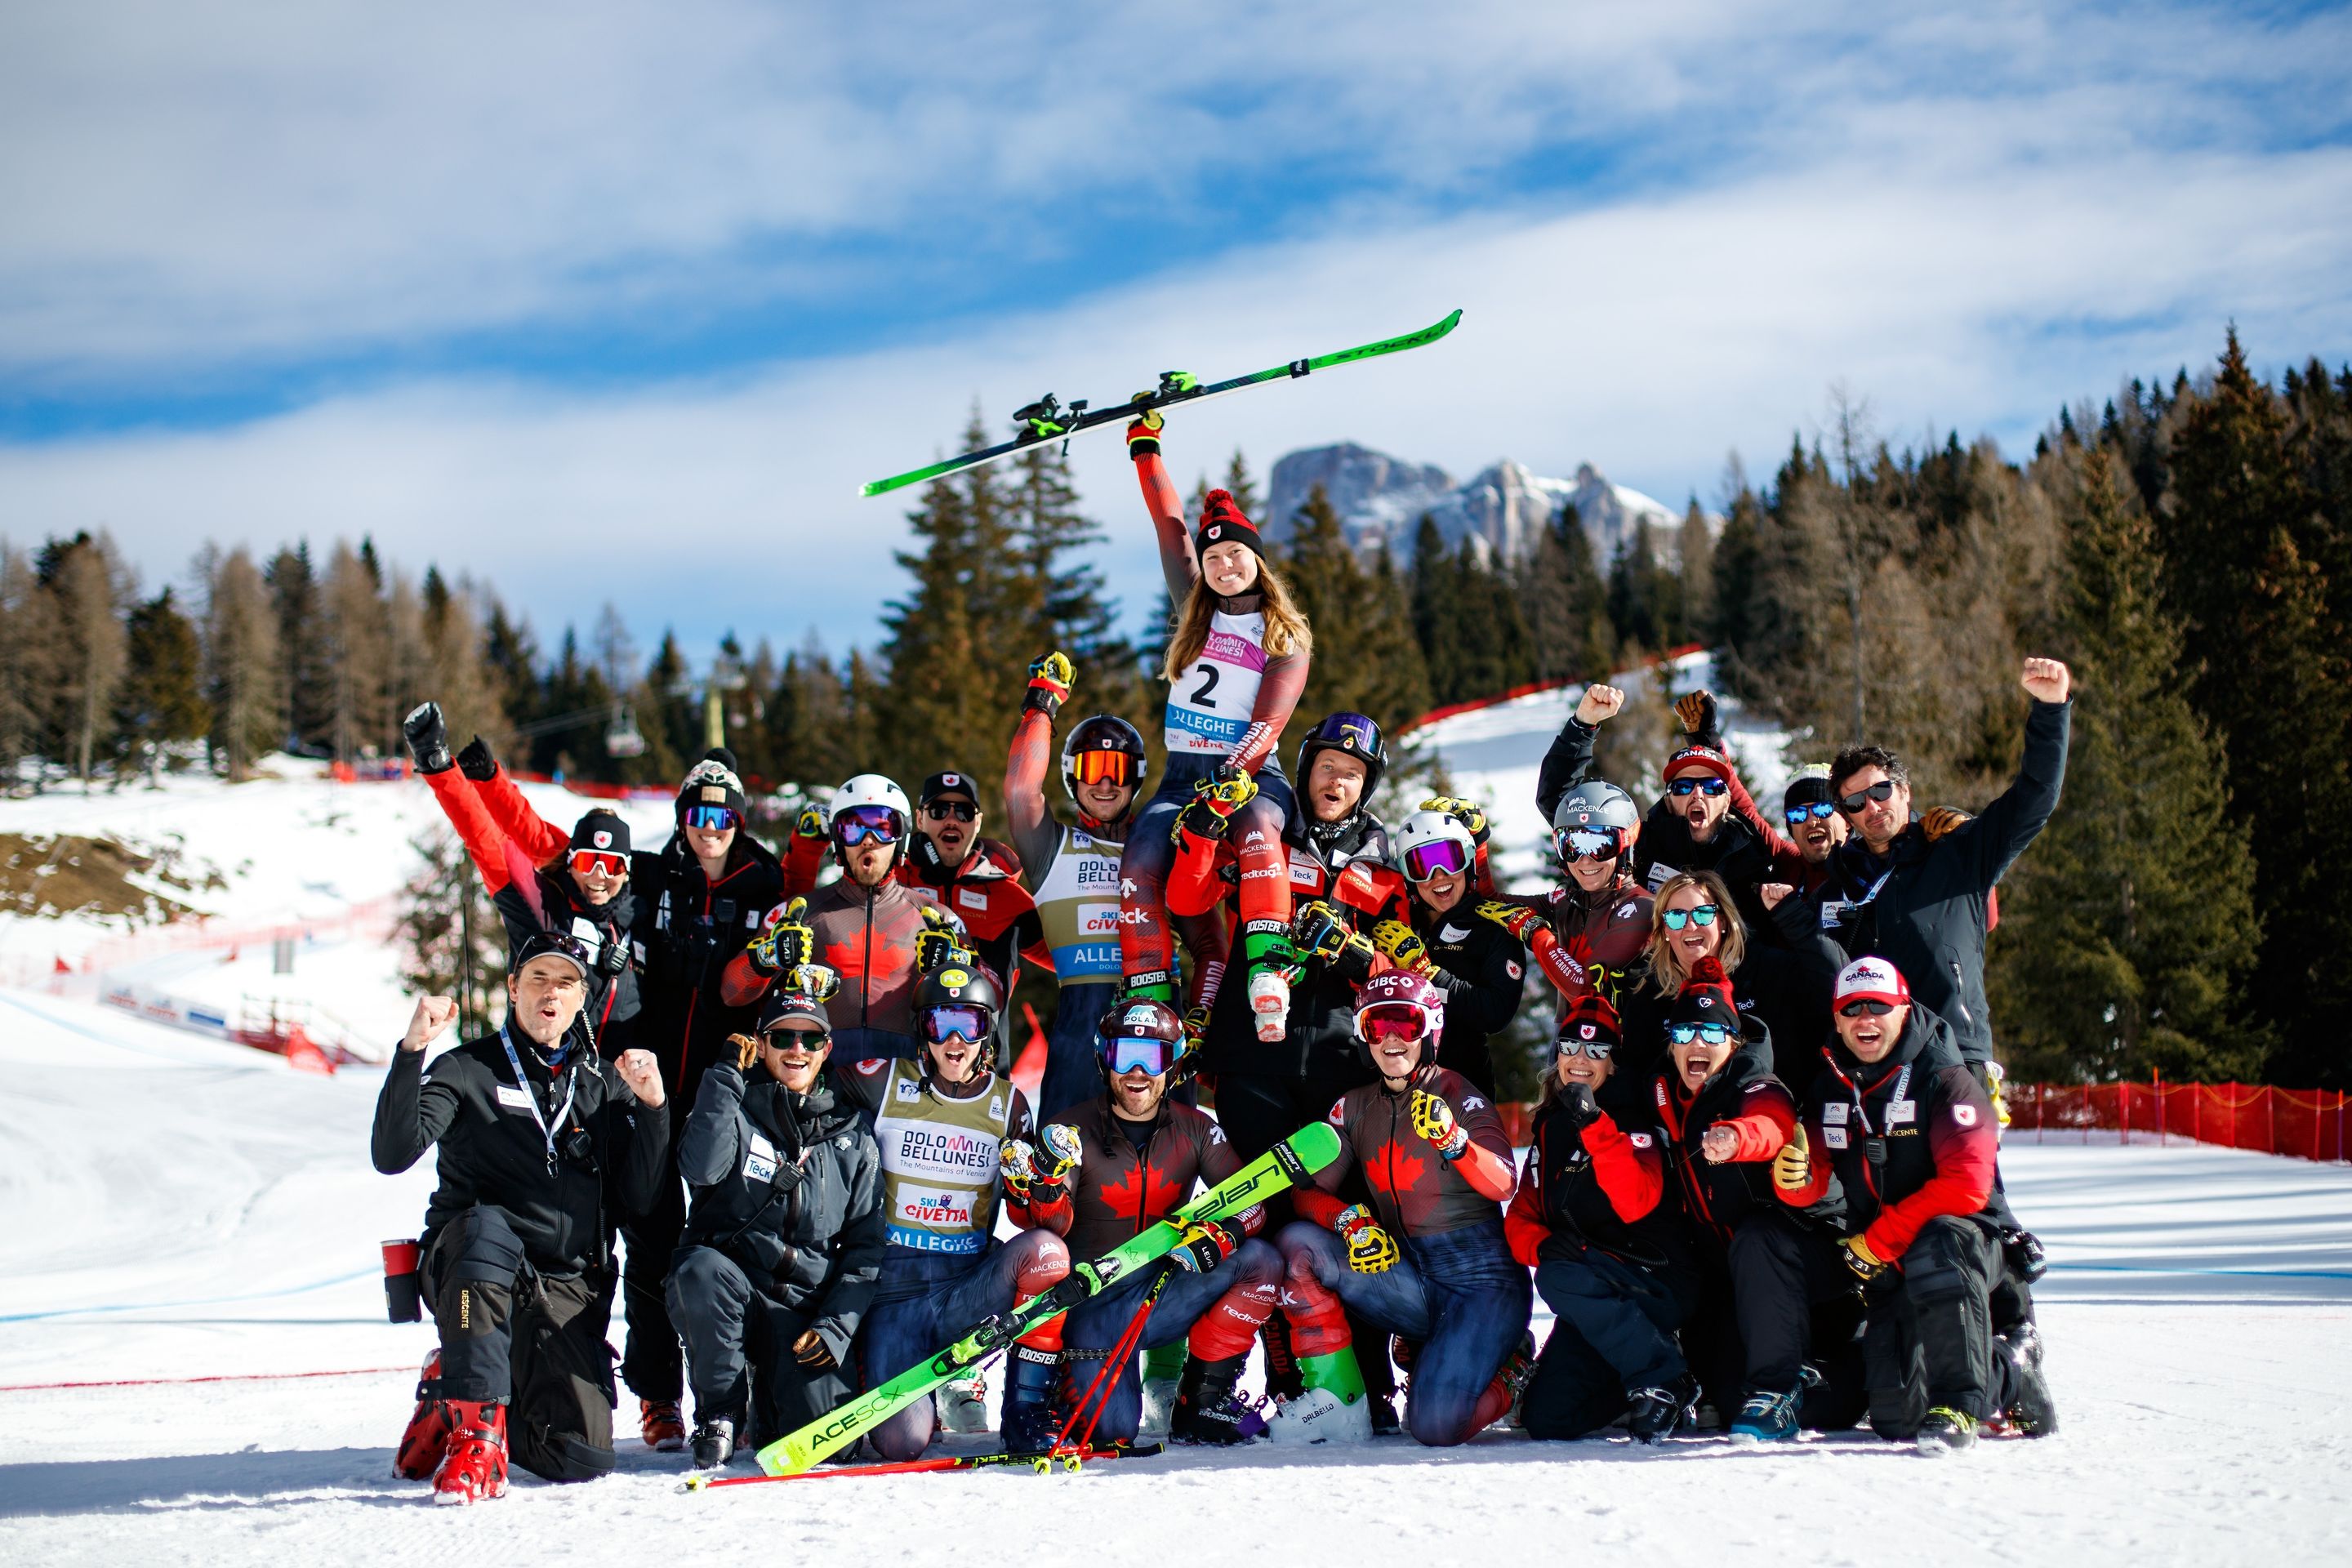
top-left (1864, 1214), bottom-right (2013, 1437)
top-left (424, 1206), bottom-right (618, 1482)
top-left (619, 1139), bottom-right (688, 1402)
top-left (666, 1245), bottom-right (851, 1446)
top-left (1686, 1209), bottom-right (1865, 1419)
top-left (1522, 1250), bottom-right (1696, 1440)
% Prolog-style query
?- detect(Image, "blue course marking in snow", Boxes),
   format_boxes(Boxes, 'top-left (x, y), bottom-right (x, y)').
top-left (0, 1269), bottom-right (376, 1323)
top-left (2047, 1262), bottom-right (2352, 1281)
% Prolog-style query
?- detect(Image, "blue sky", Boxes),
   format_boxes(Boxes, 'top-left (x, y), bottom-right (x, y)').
top-left (3, 1), bottom-right (2349, 663)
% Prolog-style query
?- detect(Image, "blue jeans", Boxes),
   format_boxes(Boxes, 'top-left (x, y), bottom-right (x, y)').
top-left (1119, 755), bottom-right (1294, 987)
top-left (1523, 1250), bottom-right (1695, 1440)
top-left (858, 1232), bottom-right (1064, 1461)
top-left (1279, 1218), bottom-right (1530, 1446)
top-left (1058, 1240), bottom-right (1282, 1445)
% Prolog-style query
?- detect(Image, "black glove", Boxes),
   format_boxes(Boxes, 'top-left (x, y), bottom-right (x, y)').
top-left (455, 734), bottom-right (497, 782)
top-left (2002, 1228), bottom-right (2049, 1283)
top-left (1673, 691), bottom-right (1722, 747)
top-left (1557, 1081), bottom-right (1602, 1132)
top-left (401, 702), bottom-right (452, 775)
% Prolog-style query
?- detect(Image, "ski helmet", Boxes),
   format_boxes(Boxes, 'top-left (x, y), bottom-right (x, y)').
top-left (828, 773), bottom-right (911, 845)
top-left (1552, 779), bottom-right (1639, 865)
top-left (1352, 969), bottom-right (1445, 1071)
top-left (1393, 808), bottom-right (1476, 885)
top-left (1295, 711), bottom-right (1389, 800)
top-left (1094, 995), bottom-right (1185, 1080)
top-left (1060, 715), bottom-right (1149, 822)
top-left (914, 960), bottom-right (1002, 1074)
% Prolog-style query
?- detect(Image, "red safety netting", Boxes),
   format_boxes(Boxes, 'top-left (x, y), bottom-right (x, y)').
top-left (2010, 1081), bottom-right (2352, 1163)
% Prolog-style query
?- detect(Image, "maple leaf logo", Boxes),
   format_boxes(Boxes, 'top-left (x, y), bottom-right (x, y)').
top-left (822, 939), bottom-right (865, 976)
top-left (1364, 1140), bottom-right (1427, 1197)
top-left (1101, 1159), bottom-right (1186, 1222)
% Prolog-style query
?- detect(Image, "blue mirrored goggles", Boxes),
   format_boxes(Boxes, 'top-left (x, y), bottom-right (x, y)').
top-left (684, 805), bottom-right (739, 831)
top-left (1784, 800), bottom-right (1838, 824)
top-left (835, 804), bottom-right (902, 845)
top-left (1668, 1021), bottom-right (1735, 1046)
top-left (1099, 1036), bottom-right (1178, 1076)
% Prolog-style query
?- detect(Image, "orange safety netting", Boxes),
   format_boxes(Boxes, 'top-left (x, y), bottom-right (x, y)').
top-left (2010, 1081), bottom-right (2352, 1163)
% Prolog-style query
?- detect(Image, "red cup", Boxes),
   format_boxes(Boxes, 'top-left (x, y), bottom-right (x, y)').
top-left (382, 1237), bottom-right (422, 1323)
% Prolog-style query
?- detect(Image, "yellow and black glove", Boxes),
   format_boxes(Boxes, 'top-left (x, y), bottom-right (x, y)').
top-left (915, 907), bottom-right (968, 973)
top-left (1410, 1089), bottom-right (1470, 1160)
top-left (746, 897), bottom-right (813, 977)
top-left (1419, 794), bottom-right (1490, 849)
top-left (1025, 650), bottom-right (1075, 718)
top-left (1773, 1125), bottom-right (1811, 1191)
top-left (1841, 1233), bottom-right (1890, 1284)
top-left (1372, 919), bottom-right (1433, 975)
top-left (1334, 1204), bottom-right (1399, 1275)
top-left (1171, 765), bottom-right (1258, 844)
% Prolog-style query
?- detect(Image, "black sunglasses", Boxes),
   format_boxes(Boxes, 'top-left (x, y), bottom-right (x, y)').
top-left (923, 800), bottom-right (979, 822)
top-left (1837, 781), bottom-right (1897, 815)
top-left (763, 1027), bottom-right (831, 1049)
top-left (1838, 1000), bottom-right (1897, 1018)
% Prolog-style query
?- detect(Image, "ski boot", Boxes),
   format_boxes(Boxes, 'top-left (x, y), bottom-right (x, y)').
top-left (1169, 1354), bottom-right (1262, 1446)
top-left (394, 1351), bottom-right (454, 1480)
top-left (1247, 970), bottom-right (1290, 1044)
top-left (938, 1370), bottom-right (991, 1434)
top-left (688, 1414), bottom-right (739, 1470)
top-left (639, 1397), bottom-right (687, 1453)
top-left (1918, 1406), bottom-right (1978, 1454)
top-left (1993, 1321), bottom-right (2059, 1437)
top-left (1625, 1372), bottom-right (1701, 1445)
top-left (1268, 1345), bottom-right (1372, 1446)
top-left (431, 1401), bottom-right (509, 1506)
top-left (999, 1344), bottom-right (1067, 1456)
top-left (1728, 1386), bottom-right (1802, 1444)
top-left (1494, 1331), bottom-right (1537, 1431)
top-left (1138, 1340), bottom-right (1184, 1438)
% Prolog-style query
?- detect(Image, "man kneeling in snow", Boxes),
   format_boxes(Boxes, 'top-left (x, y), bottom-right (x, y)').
top-left (372, 932), bottom-right (671, 1503)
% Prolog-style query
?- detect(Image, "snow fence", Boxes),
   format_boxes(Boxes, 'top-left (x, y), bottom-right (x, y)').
top-left (2012, 1080), bottom-right (2351, 1163)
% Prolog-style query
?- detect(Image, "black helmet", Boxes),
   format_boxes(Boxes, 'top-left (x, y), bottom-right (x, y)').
top-left (914, 960), bottom-right (1003, 1070)
top-left (1295, 711), bottom-right (1388, 799)
top-left (1094, 995), bottom-right (1185, 1079)
top-left (1061, 715), bottom-right (1149, 821)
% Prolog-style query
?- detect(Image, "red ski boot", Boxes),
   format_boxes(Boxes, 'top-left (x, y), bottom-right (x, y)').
top-left (394, 1352), bottom-right (454, 1480)
top-left (431, 1402), bottom-right (509, 1506)
top-left (640, 1398), bottom-right (687, 1452)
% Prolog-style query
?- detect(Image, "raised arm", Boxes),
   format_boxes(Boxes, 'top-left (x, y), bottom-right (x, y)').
top-left (1535, 683), bottom-right (1624, 822)
top-left (1129, 424), bottom-right (1199, 601)
top-left (371, 997), bottom-right (462, 1173)
top-left (1960, 667), bottom-right (2072, 891)
top-left (1004, 653), bottom-right (1068, 875)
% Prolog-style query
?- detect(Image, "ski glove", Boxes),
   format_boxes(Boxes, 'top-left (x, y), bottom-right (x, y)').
top-left (1419, 795), bottom-right (1490, 849)
top-left (1557, 1081), bottom-right (1602, 1133)
top-left (1181, 1002), bottom-right (1213, 1061)
top-left (1169, 1219), bottom-right (1237, 1273)
top-left (746, 898), bottom-right (813, 977)
top-left (1476, 900), bottom-right (1544, 944)
top-left (1334, 1205), bottom-right (1398, 1275)
top-left (1291, 901), bottom-right (1374, 982)
top-left (1410, 1090), bottom-right (1470, 1160)
top-left (915, 908), bottom-right (968, 974)
top-left (1006, 1123), bottom-right (1083, 1202)
top-left (1772, 1125), bottom-right (1811, 1191)
top-left (1171, 766), bottom-right (1258, 844)
top-left (402, 702), bottom-right (452, 776)
top-left (1025, 650), bottom-right (1074, 718)
top-left (1371, 920), bottom-right (1433, 975)
top-left (455, 734), bottom-right (497, 782)
top-left (732, 1032), bottom-right (761, 1072)
top-left (1125, 407), bottom-right (1164, 460)
top-left (998, 1137), bottom-right (1039, 1201)
top-left (1841, 1234), bottom-right (1890, 1284)
top-left (792, 1329), bottom-right (834, 1369)
top-left (1673, 690), bottom-right (1722, 746)
top-left (1922, 806), bottom-right (1971, 843)
top-left (791, 804), bottom-right (828, 844)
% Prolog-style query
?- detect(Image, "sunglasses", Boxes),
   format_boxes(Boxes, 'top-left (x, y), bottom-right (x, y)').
top-left (1358, 1006), bottom-right (1429, 1045)
top-left (1557, 827), bottom-right (1623, 864)
top-left (920, 1004), bottom-right (990, 1045)
top-left (1071, 750), bottom-right (1134, 787)
top-left (1102, 1036), bottom-right (1176, 1076)
top-left (1555, 1036), bottom-right (1615, 1061)
top-left (923, 800), bottom-right (978, 822)
top-left (1784, 801), bottom-right (1838, 825)
top-left (835, 804), bottom-right (902, 845)
top-left (1838, 999), bottom-right (1899, 1018)
top-left (1659, 905), bottom-right (1721, 931)
top-left (1668, 1021), bottom-right (1735, 1046)
top-left (763, 1027), bottom-right (831, 1052)
top-left (1837, 780), bottom-right (1897, 815)
top-left (1667, 777), bottom-right (1728, 798)
top-left (1401, 839), bottom-right (1471, 883)
top-left (684, 805), bottom-right (739, 831)
top-left (568, 849), bottom-right (628, 878)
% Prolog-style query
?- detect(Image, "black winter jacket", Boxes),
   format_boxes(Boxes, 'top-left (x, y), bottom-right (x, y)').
top-left (372, 1030), bottom-right (670, 1276)
top-left (1632, 1018), bottom-right (1807, 1248)
top-left (676, 1062), bottom-right (884, 1364)
top-left (631, 831), bottom-right (786, 1108)
top-left (1410, 899), bottom-right (1526, 1097)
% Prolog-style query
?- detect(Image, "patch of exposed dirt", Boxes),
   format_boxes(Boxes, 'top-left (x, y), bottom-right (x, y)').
top-left (0, 834), bottom-right (223, 924)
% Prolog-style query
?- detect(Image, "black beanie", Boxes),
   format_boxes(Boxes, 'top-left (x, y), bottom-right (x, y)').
top-left (568, 808), bottom-right (631, 858)
top-left (677, 747), bottom-right (747, 819)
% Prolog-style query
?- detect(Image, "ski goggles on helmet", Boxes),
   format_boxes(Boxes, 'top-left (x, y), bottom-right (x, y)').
top-left (1659, 904), bottom-right (1721, 931)
top-left (1838, 999), bottom-right (1899, 1018)
top-left (1101, 1036), bottom-right (1178, 1076)
top-left (1401, 838), bottom-right (1472, 883)
top-left (1784, 800), bottom-right (1838, 825)
top-left (1557, 826), bottom-right (1624, 864)
top-left (1305, 711), bottom-right (1383, 755)
top-left (1668, 1021), bottom-right (1735, 1046)
top-left (920, 1004), bottom-right (990, 1045)
top-left (568, 849), bottom-right (629, 878)
top-left (1837, 780), bottom-right (1898, 815)
top-left (1666, 777), bottom-right (1728, 798)
top-left (922, 800), bottom-right (978, 822)
top-left (835, 804), bottom-right (902, 845)
top-left (684, 805), bottom-right (740, 831)
top-left (1357, 1004), bottom-right (1431, 1045)
top-left (1070, 749), bottom-right (1135, 787)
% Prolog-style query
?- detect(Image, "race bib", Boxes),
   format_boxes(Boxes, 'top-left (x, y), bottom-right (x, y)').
top-left (1165, 610), bottom-right (1267, 755)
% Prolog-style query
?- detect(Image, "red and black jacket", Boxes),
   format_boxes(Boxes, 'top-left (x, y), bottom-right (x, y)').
top-left (1298, 1064), bottom-right (1517, 1240)
top-left (1025, 1096), bottom-right (1256, 1260)
top-left (634, 831), bottom-right (785, 1112)
top-left (1777, 1008), bottom-right (2007, 1261)
top-left (1506, 1082), bottom-right (1682, 1273)
top-left (896, 836), bottom-right (1049, 994)
top-left (1639, 1018), bottom-right (1798, 1248)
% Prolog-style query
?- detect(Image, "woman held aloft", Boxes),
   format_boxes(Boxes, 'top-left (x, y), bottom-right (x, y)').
top-left (1368, 808), bottom-right (1526, 1098)
top-left (1508, 994), bottom-right (1700, 1442)
top-left (1635, 952), bottom-right (1861, 1443)
top-left (1116, 406), bottom-right (1311, 1036)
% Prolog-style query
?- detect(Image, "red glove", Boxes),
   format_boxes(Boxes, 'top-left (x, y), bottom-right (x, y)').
top-left (1126, 407), bottom-right (1164, 460)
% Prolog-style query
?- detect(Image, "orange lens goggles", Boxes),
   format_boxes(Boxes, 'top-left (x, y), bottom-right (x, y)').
top-left (1072, 751), bottom-right (1134, 786)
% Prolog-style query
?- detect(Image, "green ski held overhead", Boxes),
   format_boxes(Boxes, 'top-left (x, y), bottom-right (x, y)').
top-left (858, 309), bottom-right (1464, 498)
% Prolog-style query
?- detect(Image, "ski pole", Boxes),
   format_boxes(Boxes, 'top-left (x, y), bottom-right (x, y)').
top-left (1057, 1267), bottom-right (1171, 1454)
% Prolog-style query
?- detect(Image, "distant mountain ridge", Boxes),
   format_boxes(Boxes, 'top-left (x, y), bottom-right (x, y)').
top-left (1260, 442), bottom-right (1708, 565)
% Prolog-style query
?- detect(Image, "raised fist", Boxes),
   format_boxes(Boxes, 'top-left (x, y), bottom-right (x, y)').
top-left (1025, 651), bottom-right (1075, 718)
top-left (1673, 691), bottom-right (1721, 744)
top-left (401, 995), bottom-right (459, 1054)
top-left (614, 1049), bottom-right (665, 1108)
top-left (1575, 684), bottom-right (1625, 726)
top-left (2020, 657), bottom-right (2070, 704)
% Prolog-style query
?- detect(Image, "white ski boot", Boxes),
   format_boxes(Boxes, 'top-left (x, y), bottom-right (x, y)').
top-left (1265, 1385), bottom-right (1372, 1446)
top-left (1249, 970), bottom-right (1290, 1044)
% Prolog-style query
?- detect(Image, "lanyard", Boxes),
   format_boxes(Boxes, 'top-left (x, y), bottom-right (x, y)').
top-left (500, 1027), bottom-right (580, 1175)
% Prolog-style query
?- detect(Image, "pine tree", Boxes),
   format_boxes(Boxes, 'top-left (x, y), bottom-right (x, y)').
top-left (39, 532), bottom-right (131, 786)
top-left (1281, 484), bottom-right (1428, 763)
top-left (1517, 502), bottom-right (1612, 684)
top-left (1989, 449), bottom-right (2262, 1081)
top-left (1708, 487), bottom-right (1767, 698)
top-left (1408, 516), bottom-right (1462, 699)
top-left (113, 587), bottom-right (209, 781)
top-left (878, 459), bottom-right (988, 792)
top-left (265, 544), bottom-right (332, 755)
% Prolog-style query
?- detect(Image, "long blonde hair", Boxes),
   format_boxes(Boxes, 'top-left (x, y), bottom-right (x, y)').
top-left (1162, 556), bottom-right (1312, 682)
top-left (1641, 869), bottom-right (1747, 996)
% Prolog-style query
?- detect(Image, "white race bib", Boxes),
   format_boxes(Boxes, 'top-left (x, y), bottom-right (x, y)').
top-left (1165, 609), bottom-right (1267, 755)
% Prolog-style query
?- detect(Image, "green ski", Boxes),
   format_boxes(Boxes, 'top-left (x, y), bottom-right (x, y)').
top-left (753, 1120), bottom-right (1342, 1475)
top-left (859, 310), bottom-right (1463, 497)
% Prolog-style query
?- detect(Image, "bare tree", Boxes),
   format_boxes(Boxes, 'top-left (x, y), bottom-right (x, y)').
top-left (198, 546), bottom-right (283, 782)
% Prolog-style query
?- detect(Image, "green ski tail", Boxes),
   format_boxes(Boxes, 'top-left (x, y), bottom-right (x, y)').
top-left (755, 1120), bottom-right (1341, 1476)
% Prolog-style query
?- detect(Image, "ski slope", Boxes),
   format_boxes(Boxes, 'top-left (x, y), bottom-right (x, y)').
top-left (2, 986), bottom-right (2347, 1566)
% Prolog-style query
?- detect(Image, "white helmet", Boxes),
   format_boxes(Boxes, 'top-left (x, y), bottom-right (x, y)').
top-left (1393, 808), bottom-right (1477, 885)
top-left (828, 774), bottom-right (911, 839)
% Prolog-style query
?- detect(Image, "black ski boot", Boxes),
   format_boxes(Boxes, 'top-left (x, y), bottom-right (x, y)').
top-left (1918, 1406), bottom-right (1978, 1454)
top-left (1625, 1372), bottom-right (1701, 1444)
top-left (1169, 1354), bottom-right (1258, 1446)
top-left (1997, 1322), bottom-right (2059, 1437)
top-left (688, 1414), bottom-right (738, 1470)
top-left (999, 1343), bottom-right (1066, 1456)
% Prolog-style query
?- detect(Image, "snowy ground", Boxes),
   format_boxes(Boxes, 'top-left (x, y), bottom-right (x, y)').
top-left (2, 988), bottom-right (2346, 1566)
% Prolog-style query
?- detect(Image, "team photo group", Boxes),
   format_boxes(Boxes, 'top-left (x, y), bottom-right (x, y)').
top-left (375, 407), bottom-right (2068, 1504)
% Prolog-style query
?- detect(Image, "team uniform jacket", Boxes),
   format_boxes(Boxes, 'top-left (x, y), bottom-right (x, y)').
top-left (722, 876), bottom-right (959, 1040)
top-left (1026, 1096), bottom-right (1258, 1261)
top-left (1636, 1019), bottom-right (1800, 1247)
top-left (1407, 901), bottom-right (1526, 1094)
top-left (1479, 875), bottom-right (1654, 1014)
top-left (1504, 1085), bottom-right (1680, 1272)
top-left (898, 835), bottom-right (1049, 992)
top-left (1776, 1009), bottom-right (2007, 1262)
top-left (675, 1060), bottom-right (884, 1364)
top-left (831, 1056), bottom-right (1034, 1257)
top-left (1295, 1065), bottom-right (1517, 1240)
top-left (372, 1031), bottom-right (670, 1276)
